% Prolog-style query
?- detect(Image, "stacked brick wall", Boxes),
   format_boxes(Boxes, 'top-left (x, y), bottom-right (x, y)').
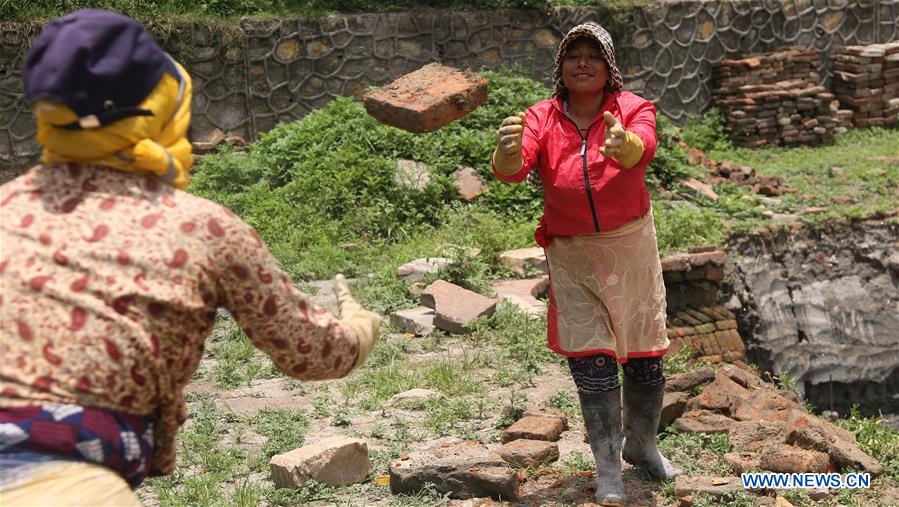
top-left (661, 248), bottom-right (745, 363)
top-left (712, 49), bottom-right (851, 148)
top-left (833, 42), bottom-right (899, 127)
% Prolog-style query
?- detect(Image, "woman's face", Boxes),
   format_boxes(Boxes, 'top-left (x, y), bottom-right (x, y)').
top-left (561, 38), bottom-right (609, 96)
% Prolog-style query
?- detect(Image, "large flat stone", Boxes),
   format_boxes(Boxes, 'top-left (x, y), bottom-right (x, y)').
top-left (420, 280), bottom-right (498, 334)
top-left (498, 439), bottom-right (559, 467)
top-left (270, 436), bottom-right (371, 488)
top-left (498, 248), bottom-right (547, 278)
top-left (491, 277), bottom-right (549, 316)
top-left (395, 159), bottom-right (431, 191)
top-left (390, 306), bottom-right (436, 336)
top-left (453, 165), bottom-right (487, 201)
top-left (389, 441), bottom-right (519, 500)
top-left (363, 63), bottom-right (488, 133)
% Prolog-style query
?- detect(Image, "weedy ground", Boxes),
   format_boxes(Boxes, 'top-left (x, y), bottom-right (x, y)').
top-left (136, 71), bottom-right (898, 506)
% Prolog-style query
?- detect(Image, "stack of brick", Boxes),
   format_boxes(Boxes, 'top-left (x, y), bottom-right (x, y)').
top-left (712, 48), bottom-right (849, 148)
top-left (833, 42), bottom-right (899, 128)
top-left (660, 247), bottom-right (746, 363)
top-left (666, 305), bottom-right (744, 364)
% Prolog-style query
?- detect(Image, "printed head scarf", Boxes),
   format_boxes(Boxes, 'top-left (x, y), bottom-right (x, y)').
top-left (552, 22), bottom-right (624, 97)
top-left (24, 9), bottom-right (193, 189)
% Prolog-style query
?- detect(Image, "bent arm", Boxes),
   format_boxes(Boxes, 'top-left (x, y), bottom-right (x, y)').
top-left (210, 211), bottom-right (359, 380)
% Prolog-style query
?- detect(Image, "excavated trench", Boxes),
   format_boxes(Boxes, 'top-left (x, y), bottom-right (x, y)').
top-left (728, 218), bottom-right (899, 417)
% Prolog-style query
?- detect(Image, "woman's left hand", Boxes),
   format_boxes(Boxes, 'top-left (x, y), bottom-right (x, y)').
top-left (599, 111), bottom-right (645, 169)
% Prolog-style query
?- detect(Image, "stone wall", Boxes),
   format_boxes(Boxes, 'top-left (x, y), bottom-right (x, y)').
top-left (2, 0), bottom-right (897, 175)
top-left (730, 219), bottom-right (899, 415)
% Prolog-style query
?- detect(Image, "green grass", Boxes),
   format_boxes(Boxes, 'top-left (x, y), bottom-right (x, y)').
top-left (679, 109), bottom-right (899, 236)
top-left (206, 318), bottom-right (272, 389)
top-left (657, 426), bottom-right (731, 476)
top-left (837, 406), bottom-right (899, 481)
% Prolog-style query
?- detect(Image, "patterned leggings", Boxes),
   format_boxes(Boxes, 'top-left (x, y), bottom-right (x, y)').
top-left (568, 353), bottom-right (665, 393)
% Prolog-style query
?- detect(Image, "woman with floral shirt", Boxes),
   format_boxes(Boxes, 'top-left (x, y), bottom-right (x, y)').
top-left (0, 10), bottom-right (380, 505)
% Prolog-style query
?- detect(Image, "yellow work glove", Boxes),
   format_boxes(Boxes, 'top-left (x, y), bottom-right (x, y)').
top-left (333, 274), bottom-right (381, 369)
top-left (492, 112), bottom-right (527, 176)
top-left (598, 111), bottom-right (644, 169)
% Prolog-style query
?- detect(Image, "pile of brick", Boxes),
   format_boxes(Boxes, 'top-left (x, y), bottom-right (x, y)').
top-left (832, 42), bottom-right (899, 127)
top-left (712, 48), bottom-right (851, 148)
top-left (666, 304), bottom-right (744, 364)
top-left (660, 247), bottom-right (746, 364)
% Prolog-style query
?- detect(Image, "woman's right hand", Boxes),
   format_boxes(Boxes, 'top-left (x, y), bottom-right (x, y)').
top-left (497, 112), bottom-right (527, 156)
top-left (493, 112), bottom-right (526, 175)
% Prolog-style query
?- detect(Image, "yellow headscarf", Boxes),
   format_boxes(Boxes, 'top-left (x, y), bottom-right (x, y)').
top-left (33, 61), bottom-right (193, 190)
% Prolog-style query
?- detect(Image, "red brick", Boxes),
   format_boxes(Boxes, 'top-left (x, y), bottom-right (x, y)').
top-left (363, 63), bottom-right (487, 133)
top-left (501, 416), bottom-right (563, 443)
top-left (716, 319), bottom-right (738, 331)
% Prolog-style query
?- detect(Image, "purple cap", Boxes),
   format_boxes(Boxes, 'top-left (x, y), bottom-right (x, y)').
top-left (24, 9), bottom-right (178, 129)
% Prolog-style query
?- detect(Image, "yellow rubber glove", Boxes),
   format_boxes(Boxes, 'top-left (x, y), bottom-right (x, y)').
top-left (598, 111), bottom-right (645, 169)
top-left (492, 112), bottom-right (527, 176)
top-left (333, 274), bottom-right (381, 369)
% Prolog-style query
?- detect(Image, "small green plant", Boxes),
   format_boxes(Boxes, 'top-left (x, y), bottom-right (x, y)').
top-left (422, 397), bottom-right (476, 435)
top-left (559, 451), bottom-right (594, 474)
top-left (837, 406), bottom-right (899, 480)
top-left (680, 107), bottom-right (733, 153)
top-left (774, 371), bottom-right (802, 398)
top-left (207, 318), bottom-right (270, 389)
top-left (663, 340), bottom-right (710, 375)
top-left (250, 408), bottom-right (309, 461)
top-left (547, 390), bottom-right (581, 421)
top-left (657, 427), bottom-right (731, 475)
top-left (647, 114), bottom-right (695, 190)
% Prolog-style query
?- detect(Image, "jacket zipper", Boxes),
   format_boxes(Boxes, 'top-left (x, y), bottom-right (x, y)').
top-left (562, 115), bottom-right (601, 232)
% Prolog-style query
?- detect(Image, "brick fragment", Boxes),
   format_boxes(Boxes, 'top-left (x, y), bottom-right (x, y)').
top-left (364, 63), bottom-right (487, 133)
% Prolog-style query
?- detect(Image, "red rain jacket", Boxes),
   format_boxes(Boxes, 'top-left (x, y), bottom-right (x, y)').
top-left (494, 91), bottom-right (657, 246)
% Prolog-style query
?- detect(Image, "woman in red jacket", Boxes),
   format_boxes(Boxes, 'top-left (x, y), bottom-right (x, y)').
top-left (492, 22), bottom-right (680, 505)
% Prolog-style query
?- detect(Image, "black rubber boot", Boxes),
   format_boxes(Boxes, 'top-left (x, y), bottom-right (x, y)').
top-left (621, 378), bottom-right (682, 480)
top-left (579, 389), bottom-right (628, 506)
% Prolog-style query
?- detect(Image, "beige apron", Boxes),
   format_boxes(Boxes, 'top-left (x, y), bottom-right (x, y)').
top-left (544, 211), bottom-right (669, 360)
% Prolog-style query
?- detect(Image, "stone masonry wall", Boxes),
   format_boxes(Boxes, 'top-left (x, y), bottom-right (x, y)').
top-left (2, 0), bottom-right (897, 176)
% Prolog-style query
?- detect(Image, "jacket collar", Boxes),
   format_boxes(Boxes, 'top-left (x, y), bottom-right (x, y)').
top-left (550, 91), bottom-right (620, 127)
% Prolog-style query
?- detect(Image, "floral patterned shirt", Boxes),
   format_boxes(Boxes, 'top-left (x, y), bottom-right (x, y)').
top-left (0, 164), bottom-right (359, 475)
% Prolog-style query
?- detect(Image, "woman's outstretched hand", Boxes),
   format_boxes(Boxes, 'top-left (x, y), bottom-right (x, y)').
top-left (599, 111), bottom-right (644, 169)
top-left (493, 112), bottom-right (527, 175)
top-left (333, 274), bottom-right (381, 369)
